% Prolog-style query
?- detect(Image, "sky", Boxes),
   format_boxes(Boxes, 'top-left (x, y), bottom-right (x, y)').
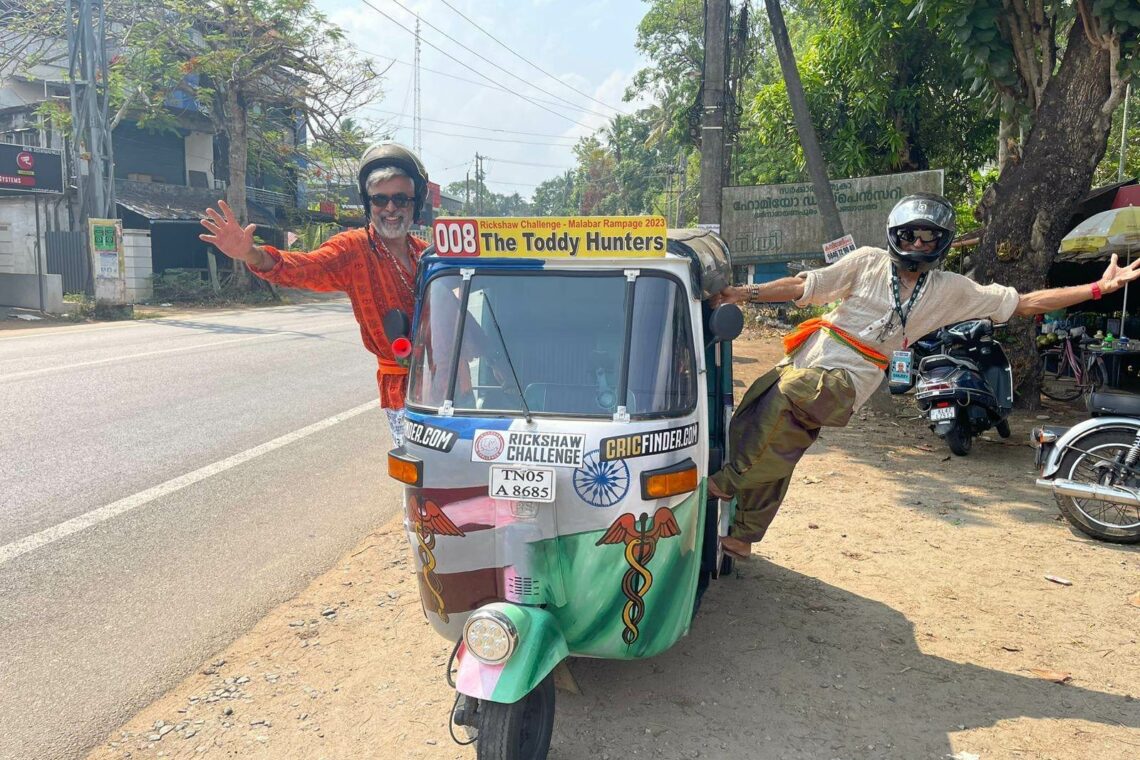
top-left (313, 0), bottom-right (654, 201)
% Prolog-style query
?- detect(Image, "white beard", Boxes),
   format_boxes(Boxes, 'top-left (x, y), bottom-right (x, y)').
top-left (374, 215), bottom-right (412, 239)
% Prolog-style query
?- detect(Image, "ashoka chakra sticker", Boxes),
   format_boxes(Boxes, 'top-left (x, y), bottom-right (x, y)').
top-left (573, 449), bottom-right (630, 508)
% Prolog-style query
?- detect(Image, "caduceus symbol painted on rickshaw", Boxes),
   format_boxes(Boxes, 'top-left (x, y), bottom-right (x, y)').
top-left (596, 508), bottom-right (681, 645)
top-left (408, 495), bottom-right (465, 623)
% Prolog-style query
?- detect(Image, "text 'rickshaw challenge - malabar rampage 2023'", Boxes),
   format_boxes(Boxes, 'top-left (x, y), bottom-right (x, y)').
top-left (384, 214), bottom-right (744, 759)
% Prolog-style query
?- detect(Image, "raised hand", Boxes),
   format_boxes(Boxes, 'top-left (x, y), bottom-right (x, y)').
top-left (199, 200), bottom-right (258, 262)
top-left (1098, 253), bottom-right (1140, 294)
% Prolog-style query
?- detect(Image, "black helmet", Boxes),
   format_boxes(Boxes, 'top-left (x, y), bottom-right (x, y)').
top-left (357, 142), bottom-right (430, 223)
top-left (886, 193), bottom-right (955, 273)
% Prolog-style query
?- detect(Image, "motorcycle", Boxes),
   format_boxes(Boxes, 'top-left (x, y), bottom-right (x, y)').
top-left (911, 319), bottom-right (1013, 456)
top-left (1032, 390), bottom-right (1140, 543)
top-left (385, 218), bottom-right (743, 759)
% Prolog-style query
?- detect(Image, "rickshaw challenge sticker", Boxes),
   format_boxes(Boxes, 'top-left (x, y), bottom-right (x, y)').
top-left (472, 429), bottom-right (585, 468)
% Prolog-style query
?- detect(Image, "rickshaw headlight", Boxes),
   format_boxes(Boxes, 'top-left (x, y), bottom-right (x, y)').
top-left (463, 610), bottom-right (518, 664)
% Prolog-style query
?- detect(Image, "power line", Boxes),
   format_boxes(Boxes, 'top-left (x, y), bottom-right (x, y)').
top-left (357, 0), bottom-right (594, 129)
top-left (379, 0), bottom-right (614, 121)
top-left (484, 156), bottom-right (574, 170)
top-left (385, 122), bottom-right (581, 147)
top-left (364, 52), bottom-right (594, 112)
top-left (358, 106), bottom-right (579, 140)
top-left (436, 0), bottom-right (627, 117)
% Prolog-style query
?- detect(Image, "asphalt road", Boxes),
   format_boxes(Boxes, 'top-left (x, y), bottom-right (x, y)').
top-left (0, 301), bottom-right (404, 760)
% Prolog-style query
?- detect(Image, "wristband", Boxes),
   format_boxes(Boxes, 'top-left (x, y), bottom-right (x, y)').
top-left (1091, 282), bottom-right (1103, 300)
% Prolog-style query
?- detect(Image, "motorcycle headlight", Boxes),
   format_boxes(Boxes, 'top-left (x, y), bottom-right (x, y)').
top-left (463, 609), bottom-right (518, 664)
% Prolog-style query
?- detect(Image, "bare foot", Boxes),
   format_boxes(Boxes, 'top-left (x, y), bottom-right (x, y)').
top-left (720, 535), bottom-right (752, 560)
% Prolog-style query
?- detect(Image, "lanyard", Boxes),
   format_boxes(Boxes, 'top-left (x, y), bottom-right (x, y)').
top-left (890, 267), bottom-right (927, 347)
top-left (890, 267), bottom-right (927, 331)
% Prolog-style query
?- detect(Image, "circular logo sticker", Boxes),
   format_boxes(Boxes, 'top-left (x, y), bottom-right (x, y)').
top-left (473, 431), bottom-right (505, 461)
top-left (573, 449), bottom-right (630, 508)
top-left (17, 151), bottom-right (34, 170)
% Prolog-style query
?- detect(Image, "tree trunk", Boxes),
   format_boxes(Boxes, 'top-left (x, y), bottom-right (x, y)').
top-left (764, 0), bottom-right (844, 243)
top-left (224, 87), bottom-right (251, 291)
top-left (974, 19), bottom-right (1123, 409)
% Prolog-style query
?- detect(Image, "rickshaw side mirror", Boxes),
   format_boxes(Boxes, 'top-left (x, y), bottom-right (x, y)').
top-left (382, 309), bottom-right (411, 341)
top-left (707, 304), bottom-right (743, 343)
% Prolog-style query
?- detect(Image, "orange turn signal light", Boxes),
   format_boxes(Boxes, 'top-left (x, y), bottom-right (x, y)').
top-left (388, 450), bottom-right (422, 486)
top-left (641, 459), bottom-right (698, 499)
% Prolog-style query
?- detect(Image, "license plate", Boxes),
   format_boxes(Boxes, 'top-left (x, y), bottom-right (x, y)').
top-left (489, 466), bottom-right (556, 502)
top-left (930, 406), bottom-right (956, 421)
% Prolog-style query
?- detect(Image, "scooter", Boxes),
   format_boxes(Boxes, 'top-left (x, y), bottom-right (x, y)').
top-left (912, 319), bottom-right (1013, 455)
top-left (1032, 390), bottom-right (1140, 543)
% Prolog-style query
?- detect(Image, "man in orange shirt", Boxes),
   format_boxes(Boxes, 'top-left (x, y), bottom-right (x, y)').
top-left (199, 143), bottom-right (430, 445)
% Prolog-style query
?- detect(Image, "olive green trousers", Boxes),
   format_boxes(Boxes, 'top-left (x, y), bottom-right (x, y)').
top-left (710, 364), bottom-right (856, 543)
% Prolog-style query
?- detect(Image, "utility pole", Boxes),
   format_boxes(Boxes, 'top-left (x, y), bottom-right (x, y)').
top-left (764, 0), bottom-right (844, 243)
top-left (465, 170), bottom-right (471, 213)
top-left (413, 19), bottom-right (423, 156)
top-left (698, 0), bottom-right (729, 227)
top-left (475, 153), bottom-right (484, 215)
top-left (67, 0), bottom-right (115, 225)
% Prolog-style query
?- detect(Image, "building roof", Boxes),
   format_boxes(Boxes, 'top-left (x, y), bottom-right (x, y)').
top-left (115, 179), bottom-right (278, 227)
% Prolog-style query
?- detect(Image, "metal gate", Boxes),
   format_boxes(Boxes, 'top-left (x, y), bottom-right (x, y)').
top-left (46, 230), bottom-right (90, 295)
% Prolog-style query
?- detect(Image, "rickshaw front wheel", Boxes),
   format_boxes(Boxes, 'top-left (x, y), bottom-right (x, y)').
top-left (475, 673), bottom-right (556, 760)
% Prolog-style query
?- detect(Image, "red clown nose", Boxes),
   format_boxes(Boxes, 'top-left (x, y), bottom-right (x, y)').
top-left (392, 336), bottom-right (412, 358)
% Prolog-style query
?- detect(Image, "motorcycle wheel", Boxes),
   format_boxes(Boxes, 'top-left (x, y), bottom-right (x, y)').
top-left (1054, 430), bottom-right (1140, 544)
top-left (475, 674), bottom-right (556, 760)
top-left (996, 419), bottom-right (1011, 439)
top-left (945, 418), bottom-right (973, 456)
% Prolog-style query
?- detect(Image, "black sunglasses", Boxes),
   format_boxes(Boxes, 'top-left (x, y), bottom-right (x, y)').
top-left (369, 193), bottom-right (414, 209)
top-left (897, 227), bottom-right (944, 244)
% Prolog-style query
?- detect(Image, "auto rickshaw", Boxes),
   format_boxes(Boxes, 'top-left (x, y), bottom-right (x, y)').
top-left (386, 216), bottom-right (742, 760)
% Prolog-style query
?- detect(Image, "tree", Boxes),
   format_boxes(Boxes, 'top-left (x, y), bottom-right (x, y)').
top-left (920, 0), bottom-right (1140, 405)
top-left (2, 0), bottom-right (382, 285)
top-left (117, 0), bottom-right (381, 284)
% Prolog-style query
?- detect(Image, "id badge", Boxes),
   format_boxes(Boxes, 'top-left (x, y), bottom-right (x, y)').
top-left (889, 350), bottom-right (913, 385)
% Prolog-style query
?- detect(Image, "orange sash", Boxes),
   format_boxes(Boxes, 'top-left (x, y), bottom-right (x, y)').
top-left (783, 318), bottom-right (889, 370)
top-left (377, 358), bottom-right (409, 376)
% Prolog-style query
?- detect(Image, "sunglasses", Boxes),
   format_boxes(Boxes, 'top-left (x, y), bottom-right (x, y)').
top-left (369, 193), bottom-right (414, 209)
top-left (897, 228), bottom-right (944, 244)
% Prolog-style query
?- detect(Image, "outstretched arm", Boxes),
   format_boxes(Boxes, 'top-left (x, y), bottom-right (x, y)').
top-left (1014, 253), bottom-right (1140, 317)
top-left (710, 277), bottom-right (806, 307)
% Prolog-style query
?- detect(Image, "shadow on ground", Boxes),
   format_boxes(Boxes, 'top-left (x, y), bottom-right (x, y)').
top-left (551, 559), bottom-right (1139, 760)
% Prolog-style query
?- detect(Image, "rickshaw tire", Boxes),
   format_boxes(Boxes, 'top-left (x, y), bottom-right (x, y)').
top-left (719, 553), bottom-right (735, 576)
top-left (475, 673), bottom-right (556, 760)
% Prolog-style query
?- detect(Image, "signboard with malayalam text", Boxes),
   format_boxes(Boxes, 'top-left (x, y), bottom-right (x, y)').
top-left (722, 170), bottom-right (943, 265)
top-left (0, 142), bottom-right (64, 195)
top-left (431, 216), bottom-right (667, 258)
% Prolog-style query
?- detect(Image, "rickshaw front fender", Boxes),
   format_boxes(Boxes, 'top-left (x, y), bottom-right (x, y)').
top-left (454, 602), bottom-right (568, 704)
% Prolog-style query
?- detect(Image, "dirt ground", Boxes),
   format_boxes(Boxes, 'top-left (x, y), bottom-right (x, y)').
top-left (87, 327), bottom-right (1140, 760)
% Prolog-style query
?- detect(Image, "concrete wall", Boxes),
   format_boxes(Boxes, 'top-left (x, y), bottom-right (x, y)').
top-left (184, 131), bottom-right (214, 187)
top-left (123, 228), bottom-right (153, 303)
top-left (0, 221), bottom-right (12, 273)
top-left (0, 196), bottom-right (53, 275)
top-left (0, 272), bottom-right (63, 312)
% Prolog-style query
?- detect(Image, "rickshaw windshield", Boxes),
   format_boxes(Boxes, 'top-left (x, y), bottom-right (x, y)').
top-left (407, 270), bottom-right (697, 418)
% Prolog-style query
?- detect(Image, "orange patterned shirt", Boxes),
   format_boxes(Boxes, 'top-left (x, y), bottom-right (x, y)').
top-left (255, 228), bottom-right (428, 409)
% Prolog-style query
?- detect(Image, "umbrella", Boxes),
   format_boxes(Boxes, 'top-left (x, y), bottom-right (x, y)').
top-left (1059, 206), bottom-right (1140, 337)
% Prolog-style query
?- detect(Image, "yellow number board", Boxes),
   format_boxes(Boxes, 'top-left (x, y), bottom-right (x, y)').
top-left (431, 216), bottom-right (667, 258)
